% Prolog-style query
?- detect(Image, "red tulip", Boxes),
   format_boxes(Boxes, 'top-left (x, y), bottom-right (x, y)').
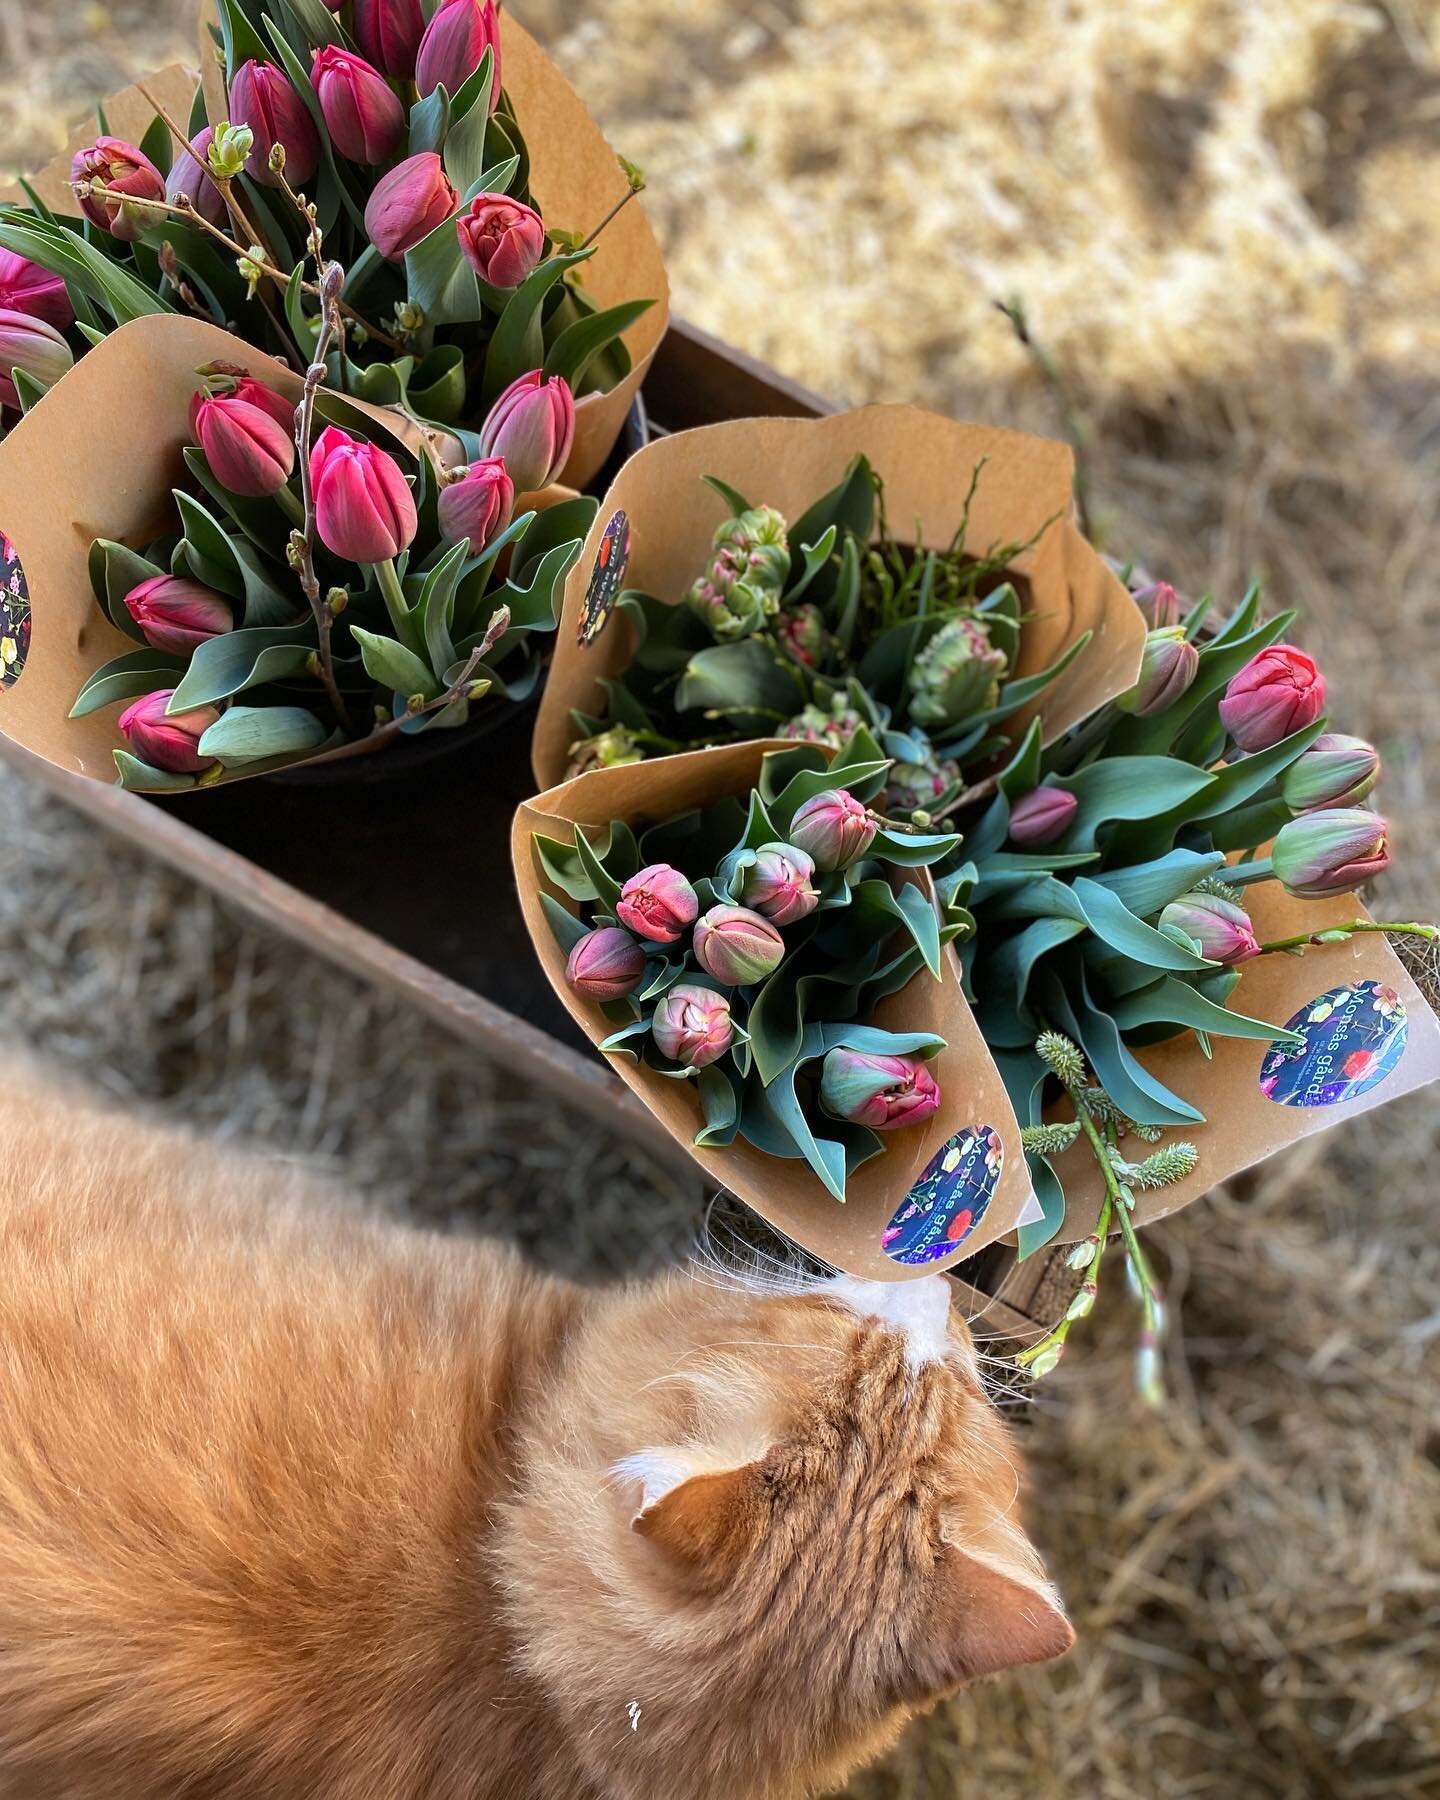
top-left (415, 0), bottom-right (501, 103)
top-left (0, 309), bottom-right (72, 410)
top-left (312, 46), bottom-right (405, 165)
top-left (190, 383), bottom-right (295, 497)
top-left (1218, 644), bottom-right (1326, 752)
top-left (477, 370), bottom-right (576, 493)
top-left (123, 576), bottom-right (234, 655)
top-left (117, 690), bottom-right (220, 774)
top-left (364, 152), bottom-right (458, 261)
top-left (228, 61), bottom-right (320, 187)
top-left (0, 248), bottom-right (73, 332)
top-left (437, 457), bottom-right (515, 554)
top-left (353, 0), bottom-right (426, 80)
top-left (309, 425), bottom-right (417, 562)
top-left (455, 193), bottom-right (545, 290)
top-left (70, 137), bottom-right (165, 241)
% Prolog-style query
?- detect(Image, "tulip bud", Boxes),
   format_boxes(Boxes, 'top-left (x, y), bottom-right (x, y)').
top-left (1272, 808), bottom-right (1390, 899)
top-left (777, 700), bottom-right (863, 749)
top-left (1116, 626), bottom-right (1199, 716)
top-left (455, 193), bottom-right (546, 289)
top-left (788, 788), bottom-right (876, 871)
top-left (365, 152), bottom-right (458, 262)
top-left (819, 1049), bottom-right (942, 1132)
top-left (228, 61), bottom-right (320, 187)
top-left (907, 617), bottom-right (1008, 727)
top-left (1218, 644), bottom-right (1326, 752)
top-left (162, 127), bottom-right (227, 228)
top-left (353, 0), bottom-right (425, 79)
top-left (437, 457), bottom-right (514, 554)
top-left (123, 576), bottom-right (234, 655)
top-left (1131, 580), bottom-right (1181, 630)
top-left (207, 120), bottom-right (255, 180)
top-left (567, 726), bottom-right (644, 776)
top-left (0, 248), bottom-right (73, 332)
top-left (70, 136), bottom-right (165, 241)
top-left (190, 382), bottom-right (295, 498)
top-left (0, 309), bottom-right (72, 410)
top-left (693, 905), bottom-right (785, 986)
top-left (311, 46), bottom-right (406, 165)
top-left (1280, 733), bottom-right (1380, 813)
top-left (415, 0), bottom-right (502, 103)
top-left (652, 983), bottom-right (734, 1069)
top-left (615, 863), bottom-right (699, 945)
top-left (309, 424), bottom-right (417, 563)
top-left (687, 506), bottom-right (789, 641)
top-left (117, 689), bottom-right (220, 774)
top-left (883, 755), bottom-right (958, 819)
top-left (776, 603), bottom-right (826, 668)
top-left (1157, 891), bottom-right (1260, 964)
top-left (564, 925), bottom-right (646, 1001)
top-left (738, 842), bottom-right (819, 927)
top-left (477, 370), bottom-right (576, 493)
top-left (1007, 785), bottom-right (1078, 847)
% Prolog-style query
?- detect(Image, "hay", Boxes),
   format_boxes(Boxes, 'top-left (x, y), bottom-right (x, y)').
top-left (2, 2), bottom-right (1439, 1794)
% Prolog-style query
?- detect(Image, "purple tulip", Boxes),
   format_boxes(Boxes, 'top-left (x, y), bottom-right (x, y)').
top-left (117, 690), bottom-right (220, 774)
top-left (70, 136), bottom-right (165, 241)
top-left (364, 152), bottom-right (459, 262)
top-left (415, 0), bottom-right (502, 103)
top-left (615, 864), bottom-right (699, 945)
top-left (1007, 786), bottom-right (1078, 848)
top-left (309, 425), bottom-right (417, 562)
top-left (477, 370), bottom-right (576, 493)
top-left (738, 842), bottom-right (819, 926)
top-left (228, 61), bottom-right (321, 187)
top-left (0, 309), bottom-right (72, 410)
top-left (819, 1049), bottom-right (941, 1132)
top-left (1272, 808), bottom-right (1390, 899)
top-left (787, 788), bottom-right (876, 871)
top-left (692, 905), bottom-right (785, 986)
top-left (651, 984), bottom-right (734, 1069)
top-left (437, 457), bottom-right (515, 554)
top-left (565, 925), bottom-right (646, 1001)
top-left (123, 576), bottom-right (234, 655)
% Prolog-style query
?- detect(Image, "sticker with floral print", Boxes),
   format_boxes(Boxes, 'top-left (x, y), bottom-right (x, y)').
top-left (883, 1125), bottom-right (1003, 1265)
top-left (1258, 979), bottom-right (1408, 1108)
top-left (0, 534), bottom-right (29, 689)
top-left (578, 509), bottom-right (631, 645)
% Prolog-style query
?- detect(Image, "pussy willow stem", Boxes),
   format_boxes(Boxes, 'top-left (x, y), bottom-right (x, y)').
top-left (292, 261), bottom-right (351, 733)
top-left (271, 156), bottom-right (352, 392)
top-left (579, 181), bottom-right (644, 251)
top-left (1256, 919), bottom-right (1438, 955)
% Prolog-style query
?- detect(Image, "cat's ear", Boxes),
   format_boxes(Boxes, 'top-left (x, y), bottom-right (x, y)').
top-left (904, 1547), bottom-right (1074, 1700)
top-left (627, 1459), bottom-right (765, 1586)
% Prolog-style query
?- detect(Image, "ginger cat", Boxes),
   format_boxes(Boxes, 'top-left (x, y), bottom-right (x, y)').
top-left (0, 1064), bottom-right (1072, 1800)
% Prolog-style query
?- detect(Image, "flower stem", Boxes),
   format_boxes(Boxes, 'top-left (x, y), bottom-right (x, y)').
top-left (275, 484), bottom-right (305, 527)
top-left (374, 558), bottom-right (418, 652)
top-left (1256, 919), bottom-right (1438, 955)
top-left (1222, 856), bottom-right (1275, 888)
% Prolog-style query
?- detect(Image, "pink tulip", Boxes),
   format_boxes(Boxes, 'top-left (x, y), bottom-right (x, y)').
top-left (615, 864), bottom-right (699, 945)
top-left (415, 0), bottom-right (501, 103)
top-left (477, 370), bottom-right (576, 493)
top-left (1157, 892), bottom-right (1260, 965)
top-left (738, 842), bottom-right (819, 926)
top-left (123, 576), bottom-right (234, 655)
top-left (0, 248), bottom-right (73, 332)
top-left (1272, 808), bottom-right (1390, 899)
top-left (309, 425), bottom-right (417, 562)
top-left (565, 925), bottom-right (646, 1001)
top-left (1280, 733), bottom-right (1380, 813)
top-left (312, 46), bottom-right (405, 165)
top-left (228, 61), bottom-right (321, 187)
top-left (70, 136), bottom-right (165, 241)
top-left (1131, 580), bottom-right (1181, 629)
top-left (652, 984), bottom-right (734, 1069)
top-left (352, 0), bottom-right (425, 79)
top-left (1218, 644), bottom-right (1327, 752)
top-left (1116, 626), bottom-right (1199, 717)
top-left (692, 905), bottom-right (785, 986)
top-left (787, 788), bottom-right (876, 871)
top-left (437, 457), bottom-right (514, 554)
top-left (163, 127), bottom-right (227, 228)
top-left (456, 193), bottom-right (545, 290)
top-left (819, 1049), bottom-right (941, 1132)
top-left (0, 309), bottom-right (72, 410)
top-left (190, 383), bottom-right (295, 498)
top-left (117, 690), bottom-right (220, 774)
top-left (1007, 786), bottom-right (1078, 848)
top-left (364, 152), bottom-right (458, 261)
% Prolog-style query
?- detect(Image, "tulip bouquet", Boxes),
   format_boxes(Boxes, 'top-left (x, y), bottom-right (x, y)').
top-left (0, 0), bottom-right (656, 463)
top-left (562, 455), bottom-right (1089, 815)
top-left (69, 336), bottom-right (592, 788)
top-left (532, 735), bottom-right (970, 1201)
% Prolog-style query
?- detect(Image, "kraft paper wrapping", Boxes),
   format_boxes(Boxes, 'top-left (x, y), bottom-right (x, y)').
top-left (1048, 879), bottom-right (1440, 1239)
top-left (532, 405), bottom-right (1148, 789)
top-left (513, 740), bottom-right (1036, 1282)
top-left (195, 6), bottom-right (669, 490)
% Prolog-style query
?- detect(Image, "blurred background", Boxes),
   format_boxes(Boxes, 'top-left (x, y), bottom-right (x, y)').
top-left (2, 2), bottom-right (1437, 1794)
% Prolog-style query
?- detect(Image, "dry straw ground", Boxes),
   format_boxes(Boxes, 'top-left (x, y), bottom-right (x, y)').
top-left (2, 2), bottom-right (1438, 1795)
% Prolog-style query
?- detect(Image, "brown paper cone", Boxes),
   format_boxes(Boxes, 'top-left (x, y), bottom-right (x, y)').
top-left (196, 7), bottom-right (668, 490)
top-left (0, 65), bottom-right (201, 212)
top-left (531, 404), bottom-right (1148, 790)
top-left (512, 739), bottom-right (1036, 1281)
top-left (0, 312), bottom-right (471, 787)
top-left (1046, 880), bottom-right (1440, 1240)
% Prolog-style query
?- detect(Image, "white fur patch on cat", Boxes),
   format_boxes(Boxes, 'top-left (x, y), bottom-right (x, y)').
top-left (826, 1274), bottom-right (955, 1367)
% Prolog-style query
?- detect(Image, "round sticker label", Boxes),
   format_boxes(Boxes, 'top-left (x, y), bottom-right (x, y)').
top-left (1259, 979), bottom-right (1408, 1108)
top-left (883, 1126), bottom-right (1003, 1266)
top-left (0, 534), bottom-right (29, 689)
top-left (578, 509), bottom-right (631, 645)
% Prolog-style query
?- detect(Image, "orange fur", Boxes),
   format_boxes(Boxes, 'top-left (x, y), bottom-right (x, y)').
top-left (0, 1065), bottom-right (1071, 1799)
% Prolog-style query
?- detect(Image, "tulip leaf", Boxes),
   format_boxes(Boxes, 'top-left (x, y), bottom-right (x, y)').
top-left (572, 826), bottom-right (623, 911)
top-left (540, 891), bottom-right (590, 955)
top-left (70, 647), bottom-right (190, 719)
top-left (1109, 976), bottom-right (1304, 1046)
top-left (1042, 971), bottom-right (1205, 1127)
top-left (215, 0), bottom-right (269, 77)
top-left (408, 344), bottom-right (468, 424)
top-left (168, 623), bottom-right (316, 711)
top-left (403, 207), bottom-right (482, 328)
top-left (868, 824), bottom-right (965, 868)
top-left (442, 47), bottom-right (496, 195)
top-left (348, 626), bottom-right (440, 702)
top-left (700, 475), bottom-right (754, 516)
top-left (277, 0), bottom-right (346, 52)
top-left (9, 367), bottom-right (47, 414)
top-left (851, 878), bottom-right (943, 978)
top-left (787, 455), bottom-right (876, 599)
top-left (1069, 876), bottom-right (1217, 973)
top-left (1050, 755), bottom-right (1217, 851)
top-left (675, 637), bottom-right (805, 721)
top-left (90, 538), bottom-right (165, 642)
top-left (408, 87), bottom-right (450, 159)
top-left (542, 298), bottom-right (655, 389)
top-left (0, 213), bottom-right (171, 323)
top-left (741, 1067), bottom-right (850, 1202)
top-left (695, 1064), bottom-right (742, 1148)
top-left (534, 833), bottom-right (599, 903)
top-left (173, 492), bottom-right (247, 602)
top-left (233, 542), bottom-right (300, 629)
top-left (496, 538), bottom-right (583, 632)
top-left (481, 248), bottom-right (594, 404)
top-left (418, 538), bottom-right (467, 678)
top-left (1088, 849), bottom-right (1228, 916)
top-left (997, 717), bottom-right (1044, 802)
top-left (113, 749), bottom-right (195, 792)
top-left (285, 262), bottom-right (320, 354)
top-left (197, 704), bottom-right (329, 764)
